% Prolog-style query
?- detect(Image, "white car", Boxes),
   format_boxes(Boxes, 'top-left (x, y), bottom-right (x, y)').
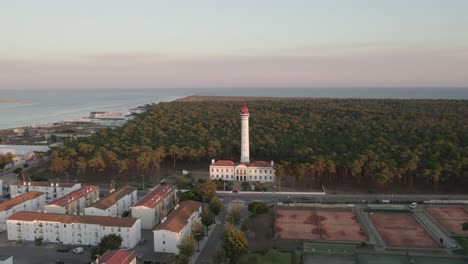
top-left (409, 202), bottom-right (417, 209)
top-left (72, 247), bottom-right (84, 254)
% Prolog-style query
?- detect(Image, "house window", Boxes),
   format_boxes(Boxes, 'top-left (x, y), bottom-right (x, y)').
top-left (270, 176), bottom-right (272, 180)
top-left (216, 169), bottom-right (218, 172)
top-left (163, 241), bottom-right (165, 244)
top-left (255, 176), bottom-right (257, 179)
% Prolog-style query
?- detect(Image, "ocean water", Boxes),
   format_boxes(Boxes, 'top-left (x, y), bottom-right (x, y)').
top-left (0, 87), bottom-right (467, 129)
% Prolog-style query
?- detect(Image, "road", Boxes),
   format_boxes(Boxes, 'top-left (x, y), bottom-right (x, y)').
top-left (194, 196), bottom-right (230, 264)
top-left (217, 192), bottom-right (468, 204)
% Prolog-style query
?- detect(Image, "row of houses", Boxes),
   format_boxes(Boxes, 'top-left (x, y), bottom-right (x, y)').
top-left (1, 181), bottom-right (203, 256)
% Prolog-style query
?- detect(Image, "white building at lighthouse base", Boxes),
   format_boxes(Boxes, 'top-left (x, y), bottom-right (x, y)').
top-left (209, 160), bottom-right (275, 182)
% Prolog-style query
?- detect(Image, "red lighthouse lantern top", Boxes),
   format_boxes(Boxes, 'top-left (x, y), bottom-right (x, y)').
top-left (241, 104), bottom-right (249, 115)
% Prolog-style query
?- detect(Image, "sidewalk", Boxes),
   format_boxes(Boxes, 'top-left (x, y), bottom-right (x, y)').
top-left (189, 223), bottom-right (216, 264)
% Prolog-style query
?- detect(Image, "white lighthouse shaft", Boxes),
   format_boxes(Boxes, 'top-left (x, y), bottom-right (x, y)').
top-left (240, 113), bottom-right (250, 163)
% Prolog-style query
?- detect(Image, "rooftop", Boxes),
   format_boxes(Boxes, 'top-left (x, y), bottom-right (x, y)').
top-left (47, 185), bottom-right (98, 207)
top-left (10, 180), bottom-right (79, 188)
top-left (88, 185), bottom-right (136, 210)
top-left (133, 184), bottom-right (176, 208)
top-left (7, 212), bottom-right (139, 227)
top-left (154, 200), bottom-right (202, 233)
top-left (0, 191), bottom-right (44, 212)
top-left (97, 249), bottom-right (136, 264)
top-left (212, 160), bottom-right (236, 166)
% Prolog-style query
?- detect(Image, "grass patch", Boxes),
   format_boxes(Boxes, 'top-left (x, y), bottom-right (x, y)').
top-left (303, 242), bottom-right (356, 256)
top-left (453, 236), bottom-right (468, 255)
top-left (238, 250), bottom-right (292, 264)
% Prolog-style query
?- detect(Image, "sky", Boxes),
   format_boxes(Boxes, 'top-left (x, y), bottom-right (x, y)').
top-left (1, 0), bottom-right (468, 89)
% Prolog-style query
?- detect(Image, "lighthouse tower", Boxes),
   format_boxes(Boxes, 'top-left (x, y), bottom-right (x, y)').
top-left (240, 104), bottom-right (250, 163)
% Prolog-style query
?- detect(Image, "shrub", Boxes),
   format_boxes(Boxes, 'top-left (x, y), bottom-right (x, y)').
top-left (248, 202), bottom-right (269, 215)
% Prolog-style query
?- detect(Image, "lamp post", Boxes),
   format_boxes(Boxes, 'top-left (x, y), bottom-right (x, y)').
top-left (194, 232), bottom-right (201, 252)
top-left (141, 174), bottom-right (145, 192)
top-left (64, 171), bottom-right (69, 183)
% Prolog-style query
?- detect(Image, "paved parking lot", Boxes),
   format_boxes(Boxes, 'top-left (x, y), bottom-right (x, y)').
top-left (0, 243), bottom-right (92, 264)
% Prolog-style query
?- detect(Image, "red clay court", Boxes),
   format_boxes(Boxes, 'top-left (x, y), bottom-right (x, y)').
top-left (427, 207), bottom-right (468, 236)
top-left (275, 207), bottom-right (367, 242)
top-left (369, 213), bottom-right (438, 248)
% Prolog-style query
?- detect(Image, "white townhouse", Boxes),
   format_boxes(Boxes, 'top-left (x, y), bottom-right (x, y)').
top-left (85, 185), bottom-right (137, 217)
top-left (0, 191), bottom-right (46, 231)
top-left (131, 185), bottom-right (177, 229)
top-left (7, 212), bottom-right (141, 248)
top-left (9, 181), bottom-right (82, 202)
top-left (153, 200), bottom-right (202, 254)
top-left (44, 185), bottom-right (99, 215)
top-left (95, 249), bottom-right (137, 264)
top-left (209, 105), bottom-right (275, 183)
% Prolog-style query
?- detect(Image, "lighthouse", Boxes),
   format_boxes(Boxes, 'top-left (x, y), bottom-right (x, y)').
top-left (240, 104), bottom-right (250, 163)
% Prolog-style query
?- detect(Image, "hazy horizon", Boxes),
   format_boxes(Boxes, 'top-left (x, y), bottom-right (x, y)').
top-left (1, 1), bottom-right (468, 89)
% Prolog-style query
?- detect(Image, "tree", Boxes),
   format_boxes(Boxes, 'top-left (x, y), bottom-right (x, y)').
top-left (0, 152), bottom-right (14, 169)
top-left (91, 234), bottom-right (122, 260)
top-left (177, 235), bottom-right (195, 260)
top-left (195, 179), bottom-right (217, 202)
top-left (13, 167), bottom-right (23, 175)
top-left (201, 207), bottom-right (215, 231)
top-left (463, 222), bottom-right (468, 231)
top-left (222, 227), bottom-right (248, 261)
top-left (241, 181), bottom-right (250, 191)
top-left (212, 248), bottom-right (227, 264)
top-left (209, 196), bottom-right (223, 216)
top-left (191, 220), bottom-right (206, 251)
top-left (166, 255), bottom-right (188, 264)
top-left (248, 201), bottom-right (269, 215)
top-left (227, 204), bottom-right (242, 226)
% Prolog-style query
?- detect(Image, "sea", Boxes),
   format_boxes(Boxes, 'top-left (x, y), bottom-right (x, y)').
top-left (0, 87), bottom-right (467, 130)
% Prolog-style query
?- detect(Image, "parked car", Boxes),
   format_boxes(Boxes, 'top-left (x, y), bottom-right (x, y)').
top-left (56, 260), bottom-right (65, 264)
top-left (72, 247), bottom-right (84, 254)
top-left (138, 239), bottom-right (146, 245)
top-left (409, 202), bottom-right (417, 209)
top-left (232, 189), bottom-right (238, 193)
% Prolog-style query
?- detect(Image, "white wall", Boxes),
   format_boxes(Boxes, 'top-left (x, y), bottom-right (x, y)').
top-left (153, 206), bottom-right (201, 253)
top-left (153, 230), bottom-right (178, 253)
top-left (209, 164), bottom-right (275, 182)
top-left (85, 189), bottom-right (137, 217)
top-left (0, 194), bottom-right (46, 231)
top-left (7, 218), bottom-right (141, 248)
top-left (84, 206), bottom-right (112, 217)
top-left (10, 183), bottom-right (82, 202)
top-left (131, 207), bottom-right (155, 229)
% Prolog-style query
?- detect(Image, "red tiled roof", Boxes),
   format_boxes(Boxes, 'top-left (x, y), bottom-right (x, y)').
top-left (7, 212), bottom-right (139, 227)
top-left (133, 185), bottom-right (176, 208)
top-left (47, 185), bottom-right (98, 207)
top-left (88, 186), bottom-right (136, 210)
top-left (10, 181), bottom-right (78, 188)
top-left (97, 249), bottom-right (137, 264)
top-left (249, 161), bottom-right (273, 167)
top-left (153, 200), bottom-right (202, 233)
top-left (212, 160), bottom-right (235, 166)
top-left (0, 191), bottom-right (44, 212)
